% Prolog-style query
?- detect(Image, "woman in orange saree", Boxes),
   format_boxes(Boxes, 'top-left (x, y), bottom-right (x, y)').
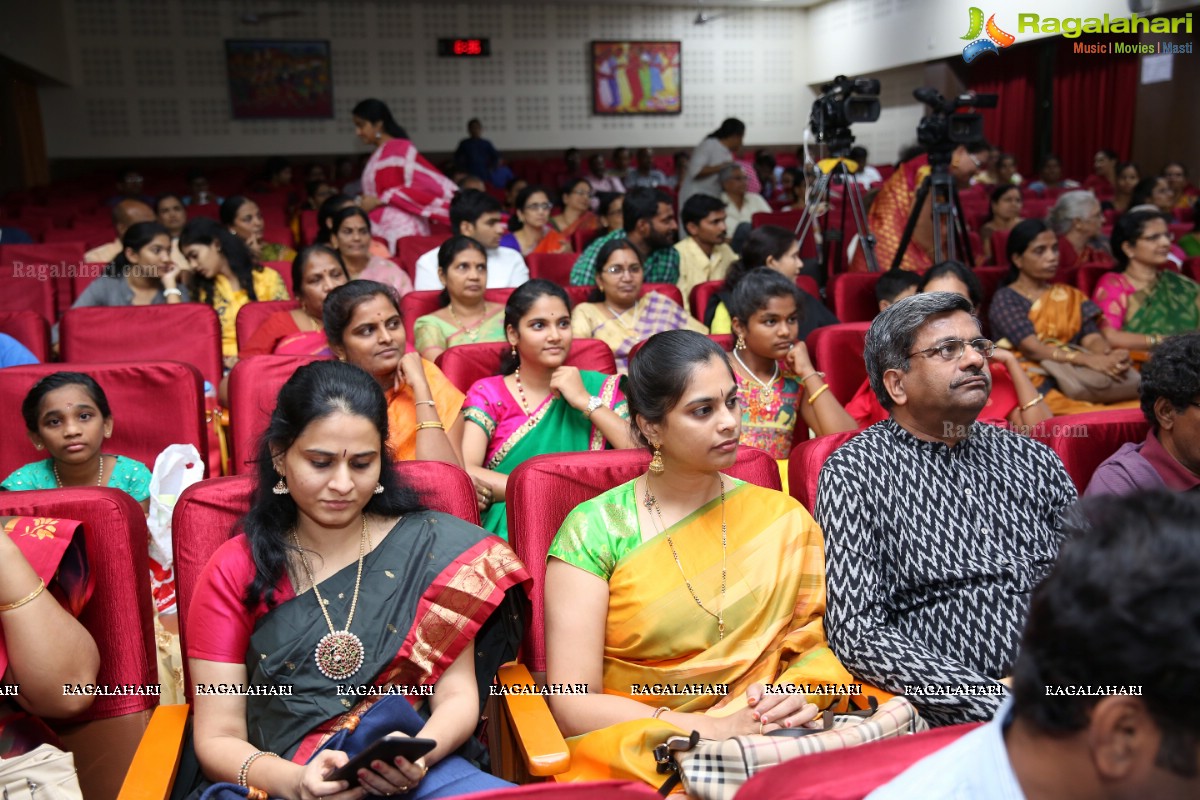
top-left (544, 331), bottom-right (870, 786)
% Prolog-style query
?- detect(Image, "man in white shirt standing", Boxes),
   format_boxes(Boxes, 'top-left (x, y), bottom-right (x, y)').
top-left (413, 190), bottom-right (529, 291)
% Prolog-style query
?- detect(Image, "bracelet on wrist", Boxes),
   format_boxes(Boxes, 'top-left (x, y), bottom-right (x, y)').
top-left (237, 751), bottom-right (278, 788)
top-left (651, 706), bottom-right (670, 719)
top-left (797, 371), bottom-right (826, 384)
top-left (415, 421), bottom-right (444, 431)
top-left (414, 400), bottom-right (437, 408)
top-left (806, 384), bottom-right (830, 406)
top-left (0, 579), bottom-right (45, 612)
top-left (1019, 395), bottom-right (1045, 412)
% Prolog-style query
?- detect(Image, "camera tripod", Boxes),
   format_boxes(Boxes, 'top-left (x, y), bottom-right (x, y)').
top-left (794, 155), bottom-right (879, 278)
top-left (890, 155), bottom-right (976, 270)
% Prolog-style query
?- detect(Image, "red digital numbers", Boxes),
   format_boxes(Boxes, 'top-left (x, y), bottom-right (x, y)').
top-left (453, 39), bottom-right (482, 55)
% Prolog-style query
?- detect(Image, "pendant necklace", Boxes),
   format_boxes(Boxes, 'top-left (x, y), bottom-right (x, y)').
top-left (731, 348), bottom-right (779, 407)
top-left (449, 303), bottom-right (484, 342)
top-left (290, 516), bottom-right (368, 680)
top-left (643, 476), bottom-right (727, 640)
top-left (54, 454), bottom-right (104, 488)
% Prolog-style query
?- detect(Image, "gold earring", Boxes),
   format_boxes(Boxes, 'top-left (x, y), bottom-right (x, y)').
top-left (34, 444), bottom-right (43, 451)
top-left (735, 334), bottom-right (747, 351)
top-left (373, 483), bottom-right (384, 495)
top-left (649, 443), bottom-right (664, 475)
top-left (272, 478), bottom-right (289, 495)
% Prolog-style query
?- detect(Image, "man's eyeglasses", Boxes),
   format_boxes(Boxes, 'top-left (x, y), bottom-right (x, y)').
top-left (602, 264), bottom-right (643, 276)
top-left (523, 202), bottom-right (553, 212)
top-left (908, 338), bottom-right (995, 361)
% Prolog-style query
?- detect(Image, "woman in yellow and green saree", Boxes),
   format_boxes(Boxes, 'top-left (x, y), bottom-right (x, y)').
top-left (544, 330), bottom-right (867, 786)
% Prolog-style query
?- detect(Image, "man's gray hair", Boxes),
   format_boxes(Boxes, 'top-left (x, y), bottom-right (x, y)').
top-left (719, 164), bottom-right (743, 184)
top-left (864, 291), bottom-right (977, 410)
top-left (1047, 190), bottom-right (1098, 236)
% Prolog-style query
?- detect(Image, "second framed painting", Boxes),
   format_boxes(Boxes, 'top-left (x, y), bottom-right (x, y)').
top-left (591, 41), bottom-right (681, 115)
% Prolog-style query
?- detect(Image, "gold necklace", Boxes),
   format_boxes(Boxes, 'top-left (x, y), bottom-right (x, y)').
top-left (290, 516), bottom-right (368, 680)
top-left (304, 311), bottom-right (322, 331)
top-left (54, 454), bottom-right (104, 488)
top-left (731, 348), bottom-right (779, 398)
top-left (449, 303), bottom-right (485, 342)
top-left (643, 476), bottom-right (727, 639)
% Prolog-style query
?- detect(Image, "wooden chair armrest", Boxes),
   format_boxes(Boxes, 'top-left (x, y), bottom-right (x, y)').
top-left (496, 662), bottom-right (570, 777)
top-left (117, 703), bottom-right (190, 800)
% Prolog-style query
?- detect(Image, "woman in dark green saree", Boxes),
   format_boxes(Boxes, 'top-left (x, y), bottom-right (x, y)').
top-left (187, 360), bottom-right (529, 799)
top-left (453, 280), bottom-right (638, 540)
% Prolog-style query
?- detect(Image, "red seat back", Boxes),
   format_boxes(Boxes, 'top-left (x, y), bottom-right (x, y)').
top-left (627, 333), bottom-right (734, 364)
top-left (0, 489), bottom-right (158, 800)
top-left (828, 272), bottom-right (882, 323)
top-left (563, 283), bottom-right (682, 309)
top-left (187, 202), bottom-right (221, 220)
top-left (732, 722), bottom-right (980, 800)
top-left (1030, 408), bottom-right (1149, 493)
top-left (0, 361), bottom-right (207, 480)
top-left (0, 309), bottom-right (50, 361)
top-left (298, 209), bottom-right (319, 245)
top-left (787, 429), bottom-right (860, 513)
top-left (261, 260), bottom-right (293, 296)
top-left (1073, 263), bottom-right (1110, 299)
top-left (751, 210), bottom-right (802, 230)
top-left (506, 447), bottom-right (782, 671)
top-left (990, 229), bottom-right (1012, 267)
top-left (689, 279), bottom-right (725, 323)
top-left (59, 304), bottom-right (224, 388)
top-left (227, 354), bottom-right (327, 473)
top-left (435, 339), bottom-right (617, 394)
top-left (526, 252), bottom-right (577, 285)
top-left (805, 322), bottom-right (871, 405)
top-left (571, 226), bottom-right (604, 254)
top-left (234, 300), bottom-right (300, 353)
top-left (397, 234), bottom-right (452, 278)
top-left (172, 462), bottom-right (480, 696)
top-left (400, 289), bottom-right (515, 348)
top-left (0, 263), bottom-right (57, 324)
top-left (0, 242), bottom-right (87, 317)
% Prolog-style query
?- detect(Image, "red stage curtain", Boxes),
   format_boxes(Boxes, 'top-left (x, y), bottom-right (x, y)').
top-left (1051, 37), bottom-right (1138, 183)
top-left (967, 54), bottom-right (1038, 179)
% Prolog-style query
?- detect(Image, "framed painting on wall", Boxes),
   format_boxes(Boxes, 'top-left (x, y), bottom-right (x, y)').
top-left (591, 41), bottom-right (682, 115)
top-left (225, 40), bottom-right (334, 119)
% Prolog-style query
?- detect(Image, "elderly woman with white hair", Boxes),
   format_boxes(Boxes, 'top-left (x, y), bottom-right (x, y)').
top-left (720, 164), bottom-right (772, 252)
top-left (1046, 190), bottom-right (1112, 271)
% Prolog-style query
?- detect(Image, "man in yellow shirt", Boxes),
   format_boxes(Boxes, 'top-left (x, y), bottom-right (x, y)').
top-left (674, 194), bottom-right (737, 312)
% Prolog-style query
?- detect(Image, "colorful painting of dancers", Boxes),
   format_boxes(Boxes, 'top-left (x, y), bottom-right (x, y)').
top-left (591, 41), bottom-right (682, 115)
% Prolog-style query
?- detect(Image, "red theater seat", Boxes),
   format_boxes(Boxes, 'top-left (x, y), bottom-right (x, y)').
top-left (0, 308), bottom-right (50, 361)
top-left (261, 260), bottom-right (293, 296)
top-left (787, 429), bottom-right (860, 513)
top-left (1073, 263), bottom-right (1110, 299)
top-left (526, 252), bottom-right (577, 285)
top-left (1030, 408), bottom-right (1149, 493)
top-left (0, 361), bottom-right (207, 480)
top-left (233, 299), bottom-right (300, 353)
top-left (226, 354), bottom-right (326, 473)
top-left (563, 283), bottom-right (683, 309)
top-left (397, 234), bottom-right (452, 277)
top-left (435, 339), bottom-right (617, 394)
top-left (298, 209), bottom-right (319, 245)
top-left (400, 288), bottom-right (514, 348)
top-left (0, 262), bottom-right (57, 324)
top-left (627, 332), bottom-right (733, 364)
top-left (59, 304), bottom-right (224, 389)
top-left (0, 241), bottom-right (87, 316)
top-left (170, 462), bottom-right (479, 697)
top-left (505, 447), bottom-right (781, 674)
top-left (806, 322), bottom-right (871, 405)
top-left (0, 489), bottom-right (158, 800)
top-left (828, 272), bottom-right (882, 323)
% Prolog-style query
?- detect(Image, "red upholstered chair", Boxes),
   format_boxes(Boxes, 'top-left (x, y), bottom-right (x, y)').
top-left (397, 234), bottom-right (452, 277)
top-left (689, 279), bottom-right (725, 322)
top-left (0, 262), bottom-right (57, 324)
top-left (298, 209), bottom-right (319, 245)
top-left (0, 241), bottom-right (87, 316)
top-left (571, 226), bottom-right (603, 254)
top-left (261, 260), bottom-right (293, 296)
top-left (751, 210), bottom-right (802, 230)
top-left (226, 354), bottom-right (326, 473)
top-left (492, 447), bottom-right (781, 780)
top-left (0, 361), bottom-right (208, 480)
top-left (805, 322), bottom-right (871, 405)
top-left (828, 272), bottom-right (882, 323)
top-left (527, 252), bottom-right (577, 284)
top-left (0, 308), bottom-right (50, 361)
top-left (119, 462), bottom-right (480, 798)
top-left (0, 489), bottom-right (158, 800)
top-left (563, 283), bottom-right (681, 309)
top-left (435, 339), bottom-right (617, 394)
top-left (233, 299), bottom-right (299, 353)
top-left (731, 722), bottom-right (980, 800)
top-left (400, 288), bottom-right (515, 348)
top-left (1073, 263), bottom-right (1110, 299)
top-left (989, 229), bottom-right (1011, 266)
top-left (627, 332), bottom-right (734, 364)
top-left (186, 202), bottom-right (220, 220)
top-left (1030, 408), bottom-right (1149, 493)
top-left (787, 429), bottom-right (860, 513)
top-left (59, 304), bottom-right (224, 389)
top-left (1185, 256), bottom-right (1200, 282)
top-left (972, 266), bottom-right (1009, 337)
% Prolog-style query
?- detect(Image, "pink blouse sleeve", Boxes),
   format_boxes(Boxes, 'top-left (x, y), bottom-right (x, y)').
top-left (1092, 273), bottom-right (1130, 331)
top-left (186, 536), bottom-right (290, 663)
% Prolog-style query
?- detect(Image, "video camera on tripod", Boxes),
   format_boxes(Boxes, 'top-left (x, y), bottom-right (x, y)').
top-left (912, 87), bottom-right (997, 167)
top-left (809, 75), bottom-right (882, 157)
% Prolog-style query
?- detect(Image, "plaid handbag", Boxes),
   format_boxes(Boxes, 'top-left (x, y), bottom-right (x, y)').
top-left (653, 696), bottom-right (927, 799)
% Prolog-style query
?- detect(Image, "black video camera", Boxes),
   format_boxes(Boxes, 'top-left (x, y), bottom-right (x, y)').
top-left (913, 87), bottom-right (997, 163)
top-left (810, 75), bottom-right (881, 156)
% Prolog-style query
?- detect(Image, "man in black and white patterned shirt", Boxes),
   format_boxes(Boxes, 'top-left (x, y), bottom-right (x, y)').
top-left (816, 292), bottom-right (1076, 727)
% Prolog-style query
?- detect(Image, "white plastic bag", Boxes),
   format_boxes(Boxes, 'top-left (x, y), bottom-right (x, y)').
top-left (147, 444), bottom-right (204, 615)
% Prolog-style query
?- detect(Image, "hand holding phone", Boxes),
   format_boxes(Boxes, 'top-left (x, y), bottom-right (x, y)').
top-left (324, 734), bottom-right (436, 788)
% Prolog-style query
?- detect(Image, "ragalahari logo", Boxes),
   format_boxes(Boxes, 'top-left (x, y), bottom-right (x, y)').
top-left (961, 7), bottom-right (1016, 62)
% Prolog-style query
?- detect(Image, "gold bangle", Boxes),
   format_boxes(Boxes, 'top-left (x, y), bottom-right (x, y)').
top-left (0, 579), bottom-right (45, 612)
top-left (807, 384), bottom-right (830, 405)
top-left (1065, 350), bottom-right (1078, 363)
top-left (237, 751), bottom-right (278, 788)
top-left (651, 706), bottom-right (670, 719)
top-left (797, 371), bottom-right (826, 384)
top-left (414, 400), bottom-right (437, 408)
top-left (1020, 395), bottom-right (1045, 412)
top-left (415, 421), bottom-right (444, 431)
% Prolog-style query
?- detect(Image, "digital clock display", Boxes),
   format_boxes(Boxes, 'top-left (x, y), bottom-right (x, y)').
top-left (437, 38), bottom-right (491, 57)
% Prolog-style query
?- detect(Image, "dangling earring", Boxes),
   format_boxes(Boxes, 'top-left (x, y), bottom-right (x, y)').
top-left (34, 444), bottom-right (43, 451)
top-left (375, 130), bottom-right (382, 140)
top-left (735, 334), bottom-right (747, 351)
top-left (273, 478), bottom-right (289, 495)
top-left (649, 443), bottom-right (665, 475)
top-left (373, 483), bottom-right (385, 495)
top-left (511, 344), bottom-right (518, 360)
